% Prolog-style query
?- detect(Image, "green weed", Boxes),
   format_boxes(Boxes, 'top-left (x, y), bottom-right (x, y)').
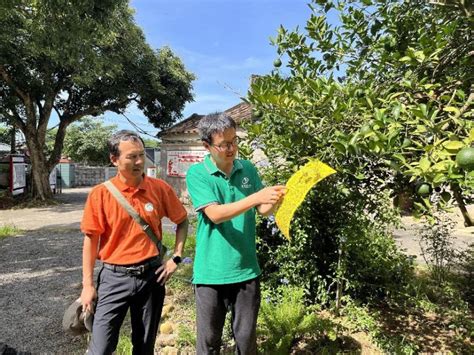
top-left (258, 286), bottom-right (338, 354)
top-left (115, 334), bottom-right (133, 355)
top-left (0, 224), bottom-right (20, 239)
top-left (176, 324), bottom-right (196, 347)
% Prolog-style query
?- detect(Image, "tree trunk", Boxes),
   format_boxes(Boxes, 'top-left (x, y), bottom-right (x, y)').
top-left (451, 183), bottom-right (474, 227)
top-left (9, 127), bottom-right (15, 153)
top-left (25, 132), bottom-right (53, 200)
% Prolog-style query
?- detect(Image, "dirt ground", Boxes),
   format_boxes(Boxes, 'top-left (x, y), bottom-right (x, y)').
top-left (0, 187), bottom-right (473, 353)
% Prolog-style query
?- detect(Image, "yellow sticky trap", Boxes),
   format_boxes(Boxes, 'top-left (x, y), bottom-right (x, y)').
top-left (275, 160), bottom-right (336, 240)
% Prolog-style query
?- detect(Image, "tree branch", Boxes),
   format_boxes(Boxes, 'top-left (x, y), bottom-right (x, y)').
top-left (38, 90), bottom-right (58, 141)
top-left (11, 106), bottom-right (27, 132)
top-left (457, 90), bottom-right (474, 120)
top-left (64, 99), bottom-right (131, 124)
top-left (48, 118), bottom-right (70, 168)
top-left (53, 105), bottom-right (62, 119)
top-left (0, 66), bottom-right (29, 103)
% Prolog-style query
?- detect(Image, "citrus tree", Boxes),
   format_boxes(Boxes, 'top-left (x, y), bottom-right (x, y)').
top-left (248, 0), bottom-right (474, 224)
top-left (0, 0), bottom-right (194, 199)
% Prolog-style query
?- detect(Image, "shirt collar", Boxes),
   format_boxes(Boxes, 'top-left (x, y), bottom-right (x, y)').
top-left (203, 154), bottom-right (243, 177)
top-left (112, 173), bottom-right (148, 192)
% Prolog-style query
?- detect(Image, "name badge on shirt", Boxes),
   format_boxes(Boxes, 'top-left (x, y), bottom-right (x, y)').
top-left (145, 202), bottom-right (154, 212)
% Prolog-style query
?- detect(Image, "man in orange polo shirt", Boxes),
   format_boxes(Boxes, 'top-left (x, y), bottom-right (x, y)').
top-left (80, 130), bottom-right (188, 354)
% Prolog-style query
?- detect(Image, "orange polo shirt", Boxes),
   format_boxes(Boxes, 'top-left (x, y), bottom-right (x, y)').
top-left (81, 175), bottom-right (187, 265)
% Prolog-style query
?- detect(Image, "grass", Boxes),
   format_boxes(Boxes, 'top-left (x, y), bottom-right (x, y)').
top-left (0, 224), bottom-right (21, 239)
top-left (116, 328), bottom-right (133, 355)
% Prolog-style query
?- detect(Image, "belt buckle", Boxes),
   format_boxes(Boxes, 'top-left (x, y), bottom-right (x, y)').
top-left (126, 264), bottom-right (145, 276)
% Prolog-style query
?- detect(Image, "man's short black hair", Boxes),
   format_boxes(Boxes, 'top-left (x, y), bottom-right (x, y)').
top-left (108, 130), bottom-right (145, 157)
top-left (197, 112), bottom-right (237, 144)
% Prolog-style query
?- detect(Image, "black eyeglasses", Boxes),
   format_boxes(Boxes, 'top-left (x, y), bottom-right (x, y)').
top-left (210, 136), bottom-right (240, 151)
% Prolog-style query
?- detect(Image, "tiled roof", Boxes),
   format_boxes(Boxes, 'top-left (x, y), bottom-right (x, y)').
top-left (158, 102), bottom-right (253, 137)
top-left (224, 102), bottom-right (253, 123)
top-left (157, 113), bottom-right (204, 137)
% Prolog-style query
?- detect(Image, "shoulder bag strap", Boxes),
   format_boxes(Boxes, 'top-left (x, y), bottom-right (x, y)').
top-left (103, 180), bottom-right (166, 260)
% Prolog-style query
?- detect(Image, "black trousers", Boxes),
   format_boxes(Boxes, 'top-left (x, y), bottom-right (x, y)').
top-left (195, 277), bottom-right (260, 355)
top-left (87, 264), bottom-right (165, 355)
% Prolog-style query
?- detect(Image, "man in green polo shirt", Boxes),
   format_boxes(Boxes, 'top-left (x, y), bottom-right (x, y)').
top-left (186, 112), bottom-right (286, 354)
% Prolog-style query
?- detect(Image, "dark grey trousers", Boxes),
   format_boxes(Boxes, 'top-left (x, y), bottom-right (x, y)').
top-left (195, 277), bottom-right (260, 355)
top-left (87, 264), bottom-right (165, 355)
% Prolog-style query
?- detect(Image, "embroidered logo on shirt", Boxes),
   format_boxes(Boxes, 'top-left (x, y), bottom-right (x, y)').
top-left (144, 202), bottom-right (154, 212)
top-left (241, 177), bottom-right (252, 189)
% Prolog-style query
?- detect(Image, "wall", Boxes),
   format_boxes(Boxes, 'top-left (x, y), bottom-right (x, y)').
top-left (159, 135), bottom-right (206, 204)
top-left (57, 163), bottom-right (75, 188)
top-left (74, 166), bottom-right (117, 186)
top-left (159, 129), bottom-right (255, 202)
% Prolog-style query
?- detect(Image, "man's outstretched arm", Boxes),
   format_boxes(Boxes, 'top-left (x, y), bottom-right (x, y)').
top-left (203, 186), bottom-right (286, 224)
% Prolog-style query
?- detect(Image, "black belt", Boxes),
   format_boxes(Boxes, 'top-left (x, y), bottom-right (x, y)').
top-left (102, 257), bottom-right (160, 276)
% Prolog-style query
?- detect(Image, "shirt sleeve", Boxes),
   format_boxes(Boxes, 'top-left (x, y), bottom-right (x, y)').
top-left (80, 186), bottom-right (106, 237)
top-left (162, 183), bottom-right (188, 224)
top-left (185, 166), bottom-right (219, 211)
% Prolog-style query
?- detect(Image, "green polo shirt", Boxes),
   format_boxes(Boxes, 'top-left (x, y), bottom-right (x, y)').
top-left (186, 155), bottom-right (264, 284)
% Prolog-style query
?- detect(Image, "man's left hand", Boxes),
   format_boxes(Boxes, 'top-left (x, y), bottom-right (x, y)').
top-left (155, 259), bottom-right (178, 285)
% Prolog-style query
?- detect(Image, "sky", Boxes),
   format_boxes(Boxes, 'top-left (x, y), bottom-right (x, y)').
top-left (104, 0), bottom-right (313, 137)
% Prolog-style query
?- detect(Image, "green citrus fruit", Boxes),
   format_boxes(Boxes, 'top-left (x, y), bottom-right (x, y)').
top-left (273, 58), bottom-right (282, 68)
top-left (456, 147), bottom-right (474, 171)
top-left (417, 183), bottom-right (431, 197)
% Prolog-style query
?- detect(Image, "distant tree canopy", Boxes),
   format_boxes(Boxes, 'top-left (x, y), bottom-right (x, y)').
top-left (61, 117), bottom-right (117, 166)
top-left (142, 138), bottom-right (160, 149)
top-left (0, 0), bottom-right (195, 199)
top-left (0, 126), bottom-right (10, 146)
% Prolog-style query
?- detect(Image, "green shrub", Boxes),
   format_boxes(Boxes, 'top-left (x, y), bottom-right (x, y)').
top-left (257, 176), bottom-right (414, 305)
top-left (258, 286), bottom-right (338, 354)
top-left (417, 211), bottom-right (458, 283)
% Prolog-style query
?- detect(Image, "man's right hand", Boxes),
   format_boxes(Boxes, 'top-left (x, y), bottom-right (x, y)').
top-left (80, 285), bottom-right (97, 314)
top-left (255, 185), bottom-right (287, 205)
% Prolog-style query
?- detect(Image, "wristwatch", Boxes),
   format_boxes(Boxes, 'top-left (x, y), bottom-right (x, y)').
top-left (172, 255), bottom-right (182, 265)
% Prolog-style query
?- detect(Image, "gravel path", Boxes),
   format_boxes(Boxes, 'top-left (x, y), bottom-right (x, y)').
top-left (0, 188), bottom-right (90, 354)
top-left (0, 228), bottom-right (87, 354)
